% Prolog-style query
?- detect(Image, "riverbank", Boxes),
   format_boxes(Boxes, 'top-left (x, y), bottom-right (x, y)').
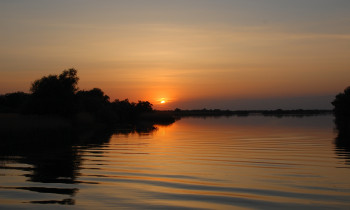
top-left (158, 109), bottom-right (333, 118)
top-left (0, 112), bottom-right (175, 142)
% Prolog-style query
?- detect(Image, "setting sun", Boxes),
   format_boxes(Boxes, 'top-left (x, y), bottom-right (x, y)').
top-left (159, 98), bottom-right (167, 104)
top-left (153, 97), bottom-right (173, 110)
top-left (1, 1), bottom-right (350, 209)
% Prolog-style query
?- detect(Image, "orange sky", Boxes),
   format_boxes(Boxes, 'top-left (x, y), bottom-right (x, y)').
top-left (1, 1), bottom-right (349, 109)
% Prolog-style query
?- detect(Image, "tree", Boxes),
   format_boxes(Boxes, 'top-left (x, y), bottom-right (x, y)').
top-left (135, 101), bottom-right (153, 113)
top-left (332, 86), bottom-right (350, 117)
top-left (28, 68), bottom-right (79, 116)
top-left (76, 88), bottom-right (110, 112)
top-left (30, 68), bottom-right (79, 97)
top-left (76, 88), bottom-right (115, 123)
top-left (332, 86), bottom-right (350, 138)
top-left (111, 99), bottom-right (135, 121)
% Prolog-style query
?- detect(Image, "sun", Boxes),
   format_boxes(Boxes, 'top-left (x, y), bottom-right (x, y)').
top-left (159, 98), bottom-right (167, 104)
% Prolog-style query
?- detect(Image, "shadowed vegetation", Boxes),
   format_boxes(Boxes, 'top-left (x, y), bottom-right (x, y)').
top-left (0, 92), bottom-right (30, 113)
top-left (0, 68), bottom-right (333, 127)
top-left (0, 68), bottom-right (175, 126)
top-left (333, 86), bottom-right (350, 159)
top-left (0, 119), bottom-right (167, 205)
top-left (166, 108), bottom-right (331, 118)
top-left (332, 86), bottom-right (350, 139)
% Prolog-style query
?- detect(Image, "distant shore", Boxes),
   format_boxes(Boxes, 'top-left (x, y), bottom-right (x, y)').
top-left (0, 108), bottom-right (335, 146)
top-left (156, 108), bottom-right (333, 118)
top-left (0, 109), bottom-right (332, 134)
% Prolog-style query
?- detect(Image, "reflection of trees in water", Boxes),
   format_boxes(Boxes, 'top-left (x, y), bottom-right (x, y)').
top-left (0, 128), bottom-right (111, 205)
top-left (0, 122), bottom-right (169, 205)
top-left (335, 137), bottom-right (350, 165)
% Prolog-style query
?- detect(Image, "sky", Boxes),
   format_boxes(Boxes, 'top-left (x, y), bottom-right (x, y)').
top-left (1, 0), bottom-right (349, 110)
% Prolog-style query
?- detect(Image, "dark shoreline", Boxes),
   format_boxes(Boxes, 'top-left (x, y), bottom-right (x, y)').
top-left (0, 109), bottom-right (332, 141)
top-left (156, 109), bottom-right (333, 118)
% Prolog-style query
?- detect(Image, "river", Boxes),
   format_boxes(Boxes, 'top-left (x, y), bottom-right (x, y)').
top-left (1, 115), bottom-right (350, 209)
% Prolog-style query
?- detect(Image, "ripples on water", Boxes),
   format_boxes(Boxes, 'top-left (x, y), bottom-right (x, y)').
top-left (1, 115), bottom-right (350, 209)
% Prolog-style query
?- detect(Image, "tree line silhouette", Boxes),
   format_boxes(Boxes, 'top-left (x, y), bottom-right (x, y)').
top-left (0, 68), bottom-right (349, 131)
top-left (0, 69), bottom-right (154, 124)
top-left (332, 86), bottom-right (350, 140)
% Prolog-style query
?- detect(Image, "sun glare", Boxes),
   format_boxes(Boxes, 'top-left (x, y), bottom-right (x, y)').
top-left (161, 100), bottom-right (166, 104)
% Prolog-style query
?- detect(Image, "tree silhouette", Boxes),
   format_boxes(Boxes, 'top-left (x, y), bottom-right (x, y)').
top-left (30, 69), bottom-right (78, 97)
top-left (76, 88), bottom-right (115, 123)
top-left (332, 86), bottom-right (350, 138)
top-left (135, 101), bottom-right (153, 113)
top-left (28, 68), bottom-right (79, 116)
top-left (332, 86), bottom-right (350, 117)
top-left (111, 99), bottom-right (136, 122)
top-left (1, 68), bottom-right (164, 124)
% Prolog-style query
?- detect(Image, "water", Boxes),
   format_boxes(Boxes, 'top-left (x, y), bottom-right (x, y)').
top-left (1, 115), bottom-right (350, 209)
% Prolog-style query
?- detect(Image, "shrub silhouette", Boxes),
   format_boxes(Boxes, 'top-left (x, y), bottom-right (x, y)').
top-left (109, 99), bottom-right (153, 122)
top-left (0, 92), bottom-right (30, 113)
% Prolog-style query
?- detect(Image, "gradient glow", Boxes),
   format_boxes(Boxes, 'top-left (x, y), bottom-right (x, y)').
top-left (1, 0), bottom-right (349, 109)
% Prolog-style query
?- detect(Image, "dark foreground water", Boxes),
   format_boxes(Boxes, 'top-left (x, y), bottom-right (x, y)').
top-left (1, 115), bottom-right (350, 209)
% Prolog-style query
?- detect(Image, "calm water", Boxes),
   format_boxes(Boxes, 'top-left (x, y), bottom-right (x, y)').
top-left (1, 115), bottom-right (350, 209)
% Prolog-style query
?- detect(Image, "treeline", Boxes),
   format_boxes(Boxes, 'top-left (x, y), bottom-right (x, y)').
top-left (0, 69), bottom-right (158, 124)
top-left (260, 109), bottom-right (332, 116)
top-left (168, 108), bottom-right (332, 118)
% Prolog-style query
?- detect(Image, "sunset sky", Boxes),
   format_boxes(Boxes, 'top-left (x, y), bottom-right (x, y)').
top-left (1, 0), bottom-right (349, 110)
